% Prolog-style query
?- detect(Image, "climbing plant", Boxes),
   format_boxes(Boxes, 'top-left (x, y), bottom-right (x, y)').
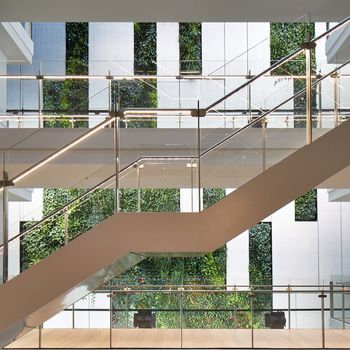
top-left (44, 22), bottom-right (89, 127)
top-left (134, 23), bottom-right (157, 75)
top-left (295, 189), bottom-right (318, 221)
top-left (179, 23), bottom-right (202, 74)
top-left (270, 23), bottom-right (316, 125)
top-left (249, 222), bottom-right (272, 326)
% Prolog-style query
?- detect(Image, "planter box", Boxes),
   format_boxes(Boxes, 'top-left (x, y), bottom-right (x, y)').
top-left (264, 311), bottom-right (286, 329)
top-left (133, 310), bottom-right (156, 328)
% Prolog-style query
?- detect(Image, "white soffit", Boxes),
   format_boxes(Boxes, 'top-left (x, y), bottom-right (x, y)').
top-left (0, 0), bottom-right (350, 22)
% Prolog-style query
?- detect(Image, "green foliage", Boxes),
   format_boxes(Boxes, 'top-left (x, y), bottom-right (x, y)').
top-left (43, 23), bottom-right (88, 127)
top-left (295, 189), bottom-right (317, 221)
top-left (203, 188), bottom-right (225, 209)
top-left (270, 23), bottom-right (315, 75)
top-left (134, 23), bottom-right (157, 74)
top-left (249, 223), bottom-right (272, 287)
top-left (112, 79), bottom-right (157, 128)
top-left (179, 23), bottom-right (202, 74)
top-left (270, 23), bottom-right (316, 126)
top-left (249, 222), bottom-right (272, 325)
top-left (21, 188), bottom-right (115, 270)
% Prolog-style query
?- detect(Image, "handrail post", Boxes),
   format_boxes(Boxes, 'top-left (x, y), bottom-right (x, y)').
top-left (178, 287), bottom-right (184, 348)
top-left (125, 287), bottom-right (130, 329)
top-left (317, 78), bottom-right (322, 128)
top-left (342, 285), bottom-right (345, 330)
top-left (332, 72), bottom-right (339, 127)
top-left (2, 170), bottom-right (10, 284)
top-left (37, 75), bottom-right (43, 128)
top-left (109, 289), bottom-right (113, 348)
top-left (64, 208), bottom-right (69, 245)
top-left (249, 290), bottom-right (255, 348)
top-left (319, 290), bottom-right (326, 349)
top-left (38, 323), bottom-right (42, 349)
top-left (303, 38), bottom-right (316, 145)
top-left (330, 281), bottom-right (334, 319)
top-left (137, 163), bottom-right (141, 212)
top-left (72, 303), bottom-right (75, 329)
top-left (248, 70), bottom-right (252, 123)
top-left (233, 285), bottom-right (237, 329)
top-left (262, 116), bottom-right (267, 171)
top-left (197, 100), bottom-right (201, 212)
top-left (114, 112), bottom-right (120, 213)
top-left (287, 285), bottom-right (291, 329)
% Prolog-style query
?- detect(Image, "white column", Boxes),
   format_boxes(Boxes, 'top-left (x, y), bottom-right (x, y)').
top-left (89, 23), bottom-right (134, 127)
top-left (201, 23), bottom-right (226, 114)
top-left (157, 23), bottom-right (180, 127)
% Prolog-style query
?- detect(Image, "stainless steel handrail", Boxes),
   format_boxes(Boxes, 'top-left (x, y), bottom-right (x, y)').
top-left (1, 19), bottom-right (350, 251)
top-left (3, 56), bottom-right (350, 249)
top-left (200, 56), bottom-right (350, 159)
top-left (3, 17), bottom-right (350, 191)
top-left (0, 156), bottom-right (195, 248)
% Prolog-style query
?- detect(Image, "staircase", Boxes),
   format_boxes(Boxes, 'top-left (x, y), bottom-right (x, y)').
top-left (1, 18), bottom-right (350, 347)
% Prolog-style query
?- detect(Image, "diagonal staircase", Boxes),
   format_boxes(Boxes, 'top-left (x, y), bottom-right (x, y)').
top-left (1, 17), bottom-right (350, 347)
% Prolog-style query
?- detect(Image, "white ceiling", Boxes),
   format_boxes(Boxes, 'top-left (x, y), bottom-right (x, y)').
top-left (0, 0), bottom-right (349, 22)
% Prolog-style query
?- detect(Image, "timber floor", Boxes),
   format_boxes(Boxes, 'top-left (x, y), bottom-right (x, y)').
top-left (6, 328), bottom-right (350, 348)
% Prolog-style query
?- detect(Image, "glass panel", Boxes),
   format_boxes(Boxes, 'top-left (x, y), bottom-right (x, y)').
top-left (41, 291), bottom-right (110, 348)
top-left (200, 88), bottom-right (308, 209)
top-left (253, 290), bottom-right (323, 348)
top-left (326, 285), bottom-right (350, 349)
top-left (182, 289), bottom-right (252, 348)
top-left (112, 289), bottom-right (182, 348)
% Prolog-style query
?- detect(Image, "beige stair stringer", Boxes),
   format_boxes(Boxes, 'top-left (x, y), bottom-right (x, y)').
top-left (1, 120), bottom-right (350, 347)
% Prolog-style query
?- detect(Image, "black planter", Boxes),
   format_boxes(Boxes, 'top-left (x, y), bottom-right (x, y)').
top-left (264, 311), bottom-right (286, 329)
top-left (133, 309), bottom-right (156, 328)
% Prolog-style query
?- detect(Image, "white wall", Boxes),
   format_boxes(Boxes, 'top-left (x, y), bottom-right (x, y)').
top-left (0, 49), bottom-right (6, 116)
top-left (226, 188), bottom-right (350, 328)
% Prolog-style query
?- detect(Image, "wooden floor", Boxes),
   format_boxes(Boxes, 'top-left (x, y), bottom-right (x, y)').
top-left (6, 328), bottom-right (350, 348)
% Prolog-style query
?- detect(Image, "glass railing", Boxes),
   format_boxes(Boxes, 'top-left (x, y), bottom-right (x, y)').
top-left (0, 110), bottom-right (200, 281)
top-left (3, 71), bottom-right (347, 129)
top-left (330, 277), bottom-right (350, 329)
top-left (2, 55), bottom-right (350, 282)
top-left (6, 284), bottom-right (350, 349)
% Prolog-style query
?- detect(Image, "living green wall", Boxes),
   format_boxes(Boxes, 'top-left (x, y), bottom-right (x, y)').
top-left (270, 23), bottom-right (316, 123)
top-left (179, 23), bottom-right (202, 74)
top-left (249, 222), bottom-right (272, 323)
top-left (295, 189), bottom-right (318, 221)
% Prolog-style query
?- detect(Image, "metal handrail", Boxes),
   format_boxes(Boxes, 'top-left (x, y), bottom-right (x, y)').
top-left (3, 17), bottom-right (350, 190)
top-left (200, 56), bottom-right (350, 159)
top-left (2, 56), bottom-right (350, 249)
top-left (0, 156), bottom-right (195, 247)
top-left (1, 19), bottom-right (350, 251)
